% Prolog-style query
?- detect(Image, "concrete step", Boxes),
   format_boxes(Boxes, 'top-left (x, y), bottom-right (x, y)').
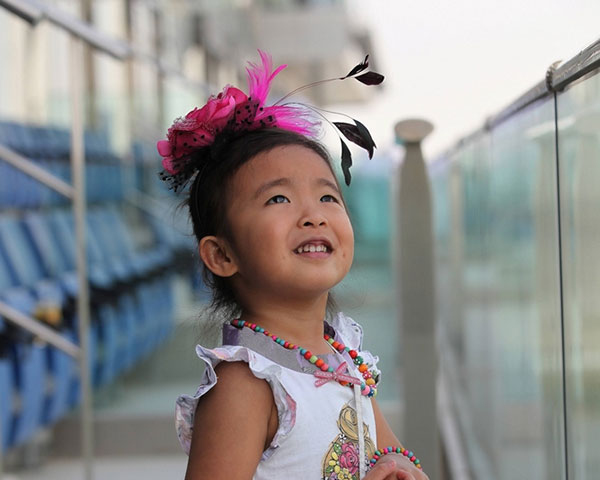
top-left (51, 412), bottom-right (180, 457)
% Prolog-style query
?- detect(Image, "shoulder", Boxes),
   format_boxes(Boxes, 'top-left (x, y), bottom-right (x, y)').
top-left (214, 360), bottom-right (272, 395)
top-left (206, 360), bottom-right (274, 409)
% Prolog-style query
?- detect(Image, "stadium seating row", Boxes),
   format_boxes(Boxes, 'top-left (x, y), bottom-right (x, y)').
top-left (0, 121), bottom-right (124, 207)
top-left (0, 121), bottom-right (195, 454)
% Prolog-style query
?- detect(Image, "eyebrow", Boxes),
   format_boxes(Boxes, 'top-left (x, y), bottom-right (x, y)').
top-left (253, 178), bottom-right (291, 199)
top-left (253, 177), bottom-right (340, 199)
top-left (317, 177), bottom-right (341, 194)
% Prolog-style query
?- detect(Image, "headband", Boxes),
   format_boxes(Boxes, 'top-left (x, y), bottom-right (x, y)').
top-left (157, 50), bottom-right (383, 190)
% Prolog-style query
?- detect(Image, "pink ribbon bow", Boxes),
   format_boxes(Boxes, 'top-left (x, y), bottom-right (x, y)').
top-left (314, 361), bottom-right (361, 387)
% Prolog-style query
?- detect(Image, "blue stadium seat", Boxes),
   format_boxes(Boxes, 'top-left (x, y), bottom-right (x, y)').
top-left (0, 214), bottom-right (65, 318)
top-left (42, 329), bottom-right (77, 425)
top-left (22, 211), bottom-right (78, 298)
top-left (0, 251), bottom-right (16, 452)
top-left (10, 339), bottom-right (47, 447)
top-left (0, 215), bottom-right (79, 434)
top-left (0, 351), bottom-right (12, 452)
top-left (94, 304), bottom-right (119, 385)
top-left (0, 284), bottom-right (45, 449)
top-left (45, 208), bottom-right (114, 289)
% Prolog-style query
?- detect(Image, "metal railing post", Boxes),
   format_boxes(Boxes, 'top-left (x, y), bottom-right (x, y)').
top-left (70, 36), bottom-right (94, 480)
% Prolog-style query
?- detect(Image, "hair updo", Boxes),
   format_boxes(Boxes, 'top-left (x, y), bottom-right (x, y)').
top-left (186, 128), bottom-right (341, 313)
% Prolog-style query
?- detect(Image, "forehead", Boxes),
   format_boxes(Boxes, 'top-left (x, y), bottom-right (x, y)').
top-left (231, 145), bottom-right (337, 192)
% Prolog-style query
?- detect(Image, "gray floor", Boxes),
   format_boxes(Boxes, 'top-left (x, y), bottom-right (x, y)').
top-left (5, 455), bottom-right (186, 480)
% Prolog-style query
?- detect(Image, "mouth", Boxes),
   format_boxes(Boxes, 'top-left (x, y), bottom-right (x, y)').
top-left (294, 239), bottom-right (333, 255)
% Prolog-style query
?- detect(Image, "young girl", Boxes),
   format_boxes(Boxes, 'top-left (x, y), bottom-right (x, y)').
top-left (157, 51), bottom-right (428, 480)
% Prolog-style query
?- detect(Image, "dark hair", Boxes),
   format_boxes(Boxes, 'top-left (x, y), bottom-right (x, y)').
top-left (187, 128), bottom-right (343, 313)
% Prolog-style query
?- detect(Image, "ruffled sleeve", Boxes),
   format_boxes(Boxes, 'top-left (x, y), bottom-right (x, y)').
top-left (175, 344), bottom-right (297, 459)
top-left (329, 312), bottom-right (381, 382)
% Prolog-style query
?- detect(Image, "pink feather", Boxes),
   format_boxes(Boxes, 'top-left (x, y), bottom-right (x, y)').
top-left (246, 50), bottom-right (286, 104)
top-left (257, 105), bottom-right (319, 137)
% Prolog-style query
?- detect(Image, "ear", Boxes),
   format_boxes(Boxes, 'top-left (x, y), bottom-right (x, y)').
top-left (198, 236), bottom-right (238, 278)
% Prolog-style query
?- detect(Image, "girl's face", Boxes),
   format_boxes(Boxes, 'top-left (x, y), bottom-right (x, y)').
top-left (223, 145), bottom-right (354, 305)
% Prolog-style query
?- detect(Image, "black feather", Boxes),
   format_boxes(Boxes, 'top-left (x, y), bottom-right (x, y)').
top-left (343, 55), bottom-right (369, 79)
top-left (354, 71), bottom-right (384, 86)
top-left (334, 121), bottom-right (376, 159)
top-left (354, 120), bottom-right (376, 158)
top-left (340, 139), bottom-right (353, 186)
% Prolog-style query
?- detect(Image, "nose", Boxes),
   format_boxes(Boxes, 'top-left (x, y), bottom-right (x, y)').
top-left (298, 202), bottom-right (327, 228)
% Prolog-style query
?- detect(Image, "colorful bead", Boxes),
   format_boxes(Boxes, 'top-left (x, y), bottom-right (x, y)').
top-left (230, 319), bottom-right (379, 397)
top-left (368, 445), bottom-right (422, 471)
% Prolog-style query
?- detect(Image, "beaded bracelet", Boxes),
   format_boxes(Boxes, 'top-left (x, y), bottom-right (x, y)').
top-left (369, 446), bottom-right (422, 470)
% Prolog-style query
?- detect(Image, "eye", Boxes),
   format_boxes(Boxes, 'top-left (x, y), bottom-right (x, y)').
top-left (320, 194), bottom-right (339, 203)
top-left (267, 194), bottom-right (290, 204)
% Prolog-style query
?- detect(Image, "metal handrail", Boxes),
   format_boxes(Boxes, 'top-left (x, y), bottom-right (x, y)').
top-left (0, 302), bottom-right (80, 358)
top-left (442, 36), bottom-right (600, 153)
top-left (0, 0), bottom-right (211, 92)
top-left (1, 0), bottom-right (130, 59)
top-left (0, 144), bottom-right (75, 199)
top-left (0, 0), bottom-right (42, 24)
top-left (553, 36), bottom-right (600, 91)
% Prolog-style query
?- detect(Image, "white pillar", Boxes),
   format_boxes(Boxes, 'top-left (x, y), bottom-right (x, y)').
top-left (394, 118), bottom-right (439, 478)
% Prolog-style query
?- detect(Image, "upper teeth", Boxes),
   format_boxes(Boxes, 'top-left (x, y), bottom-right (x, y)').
top-left (297, 244), bottom-right (328, 253)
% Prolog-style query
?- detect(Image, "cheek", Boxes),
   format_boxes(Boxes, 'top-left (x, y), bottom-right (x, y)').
top-left (342, 213), bottom-right (354, 242)
top-left (339, 216), bottom-right (355, 258)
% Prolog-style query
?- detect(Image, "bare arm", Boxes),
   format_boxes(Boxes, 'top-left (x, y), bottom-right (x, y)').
top-left (372, 398), bottom-right (402, 447)
top-left (371, 399), bottom-right (429, 480)
top-left (184, 361), bottom-right (277, 480)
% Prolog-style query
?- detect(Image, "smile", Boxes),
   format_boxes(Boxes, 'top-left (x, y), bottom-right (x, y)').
top-left (295, 243), bottom-right (329, 254)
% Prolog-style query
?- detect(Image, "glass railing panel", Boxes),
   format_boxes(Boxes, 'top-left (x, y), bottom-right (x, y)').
top-left (486, 99), bottom-right (565, 480)
top-left (432, 96), bottom-right (566, 479)
top-left (557, 71), bottom-right (600, 480)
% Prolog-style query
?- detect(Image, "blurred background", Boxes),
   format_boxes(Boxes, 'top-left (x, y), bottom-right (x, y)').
top-left (0, 0), bottom-right (599, 479)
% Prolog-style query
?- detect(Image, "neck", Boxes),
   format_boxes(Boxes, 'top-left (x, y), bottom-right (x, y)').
top-left (239, 294), bottom-right (330, 353)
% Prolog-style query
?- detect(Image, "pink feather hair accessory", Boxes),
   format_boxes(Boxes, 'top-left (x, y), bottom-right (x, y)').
top-left (158, 50), bottom-right (383, 190)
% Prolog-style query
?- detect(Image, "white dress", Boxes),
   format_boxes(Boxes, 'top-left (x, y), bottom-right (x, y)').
top-left (176, 312), bottom-right (381, 480)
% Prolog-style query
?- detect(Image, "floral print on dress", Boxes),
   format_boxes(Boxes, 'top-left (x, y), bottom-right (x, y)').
top-left (322, 403), bottom-right (375, 480)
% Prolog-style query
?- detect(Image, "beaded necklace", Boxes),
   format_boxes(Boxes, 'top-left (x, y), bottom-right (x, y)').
top-left (230, 319), bottom-right (378, 397)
